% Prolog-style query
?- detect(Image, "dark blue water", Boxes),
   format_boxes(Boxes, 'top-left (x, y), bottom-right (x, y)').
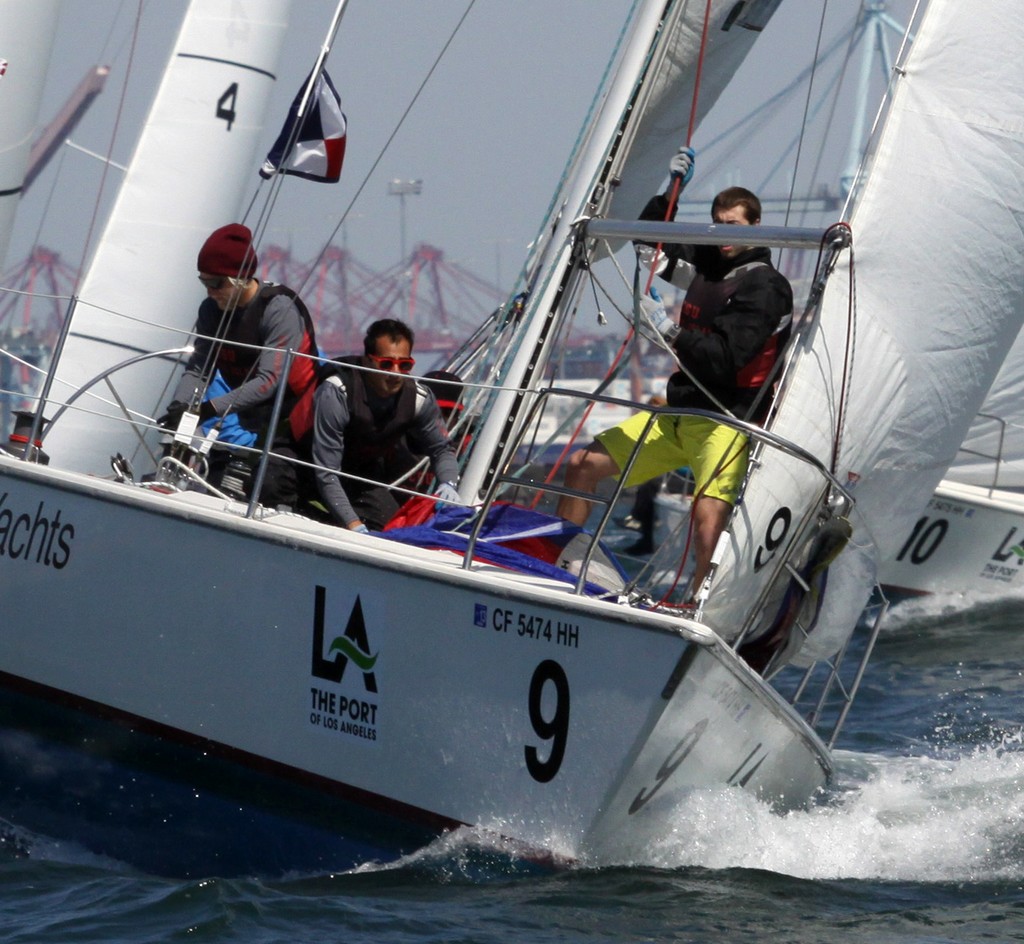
top-left (3, 589), bottom-right (1023, 943)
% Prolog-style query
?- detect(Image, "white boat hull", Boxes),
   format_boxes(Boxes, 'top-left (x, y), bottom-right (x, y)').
top-left (877, 480), bottom-right (1024, 600)
top-left (0, 454), bottom-right (829, 874)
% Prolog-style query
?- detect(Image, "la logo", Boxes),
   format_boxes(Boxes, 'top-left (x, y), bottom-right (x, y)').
top-left (311, 585), bottom-right (378, 693)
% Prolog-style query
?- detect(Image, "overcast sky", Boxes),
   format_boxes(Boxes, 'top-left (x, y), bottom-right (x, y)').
top-left (8, 0), bottom-right (914, 290)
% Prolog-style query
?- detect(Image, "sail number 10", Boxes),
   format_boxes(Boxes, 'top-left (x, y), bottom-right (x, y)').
top-left (894, 515), bottom-right (948, 565)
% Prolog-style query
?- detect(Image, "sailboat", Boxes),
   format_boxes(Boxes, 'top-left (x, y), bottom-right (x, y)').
top-left (0, 1), bottom-right (61, 270)
top-left (0, 0), bottom-right (1021, 878)
top-left (876, 339), bottom-right (1024, 601)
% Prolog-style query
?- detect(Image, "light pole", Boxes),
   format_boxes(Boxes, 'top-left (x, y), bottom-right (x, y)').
top-left (387, 178), bottom-right (422, 261)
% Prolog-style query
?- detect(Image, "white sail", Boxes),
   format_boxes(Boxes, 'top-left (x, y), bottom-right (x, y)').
top-left (707, 0), bottom-right (1024, 647)
top-left (0, 0), bottom-right (61, 269)
top-left (43, 0), bottom-right (291, 474)
top-left (605, 0), bottom-right (783, 224)
top-left (946, 338), bottom-right (1024, 490)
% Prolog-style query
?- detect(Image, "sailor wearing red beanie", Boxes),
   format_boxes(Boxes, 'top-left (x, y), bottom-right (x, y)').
top-left (197, 223), bottom-right (258, 278)
top-left (160, 222), bottom-right (321, 509)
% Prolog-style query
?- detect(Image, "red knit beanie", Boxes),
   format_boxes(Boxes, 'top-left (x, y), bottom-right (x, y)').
top-left (197, 223), bottom-right (257, 278)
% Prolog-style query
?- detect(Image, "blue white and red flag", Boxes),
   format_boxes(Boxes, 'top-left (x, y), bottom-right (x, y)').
top-left (259, 69), bottom-right (346, 182)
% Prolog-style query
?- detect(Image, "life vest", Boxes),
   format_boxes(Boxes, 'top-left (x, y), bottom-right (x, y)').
top-left (319, 357), bottom-right (426, 480)
top-left (680, 262), bottom-right (766, 385)
top-left (676, 261), bottom-right (791, 395)
top-left (215, 283), bottom-right (319, 441)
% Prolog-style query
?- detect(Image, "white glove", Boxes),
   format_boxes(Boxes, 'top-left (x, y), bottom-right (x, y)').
top-left (639, 288), bottom-right (679, 342)
top-left (350, 522), bottom-right (369, 534)
top-left (669, 145), bottom-right (695, 186)
top-left (434, 481), bottom-right (461, 505)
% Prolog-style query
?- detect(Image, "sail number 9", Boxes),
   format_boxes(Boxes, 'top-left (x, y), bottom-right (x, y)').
top-left (524, 660), bottom-right (570, 783)
top-left (754, 507), bottom-right (792, 571)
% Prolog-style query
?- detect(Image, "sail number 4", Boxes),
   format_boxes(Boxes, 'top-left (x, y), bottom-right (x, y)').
top-left (216, 83), bottom-right (238, 130)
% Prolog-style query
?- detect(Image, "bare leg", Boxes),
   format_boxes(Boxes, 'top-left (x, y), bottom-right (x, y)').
top-left (690, 494), bottom-right (733, 590)
top-left (556, 442), bottom-right (621, 526)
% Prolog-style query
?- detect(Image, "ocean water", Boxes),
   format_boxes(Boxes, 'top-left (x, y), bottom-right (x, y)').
top-left (2, 590), bottom-right (1023, 943)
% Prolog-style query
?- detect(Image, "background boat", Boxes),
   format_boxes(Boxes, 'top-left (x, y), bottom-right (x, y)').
top-left (0, 1), bottom-right (60, 269)
top-left (877, 337), bottom-right (1024, 601)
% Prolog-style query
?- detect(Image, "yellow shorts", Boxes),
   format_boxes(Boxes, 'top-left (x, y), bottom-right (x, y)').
top-left (596, 411), bottom-right (748, 504)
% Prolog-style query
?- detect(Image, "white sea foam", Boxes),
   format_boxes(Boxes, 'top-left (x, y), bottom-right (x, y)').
top-left (581, 736), bottom-right (1024, 880)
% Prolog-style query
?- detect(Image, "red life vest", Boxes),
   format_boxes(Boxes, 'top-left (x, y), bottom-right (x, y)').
top-left (216, 283), bottom-right (319, 441)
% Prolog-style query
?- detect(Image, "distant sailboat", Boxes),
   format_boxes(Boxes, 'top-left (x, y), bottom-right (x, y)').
top-left (0, 1), bottom-right (60, 269)
top-left (877, 334), bottom-right (1024, 600)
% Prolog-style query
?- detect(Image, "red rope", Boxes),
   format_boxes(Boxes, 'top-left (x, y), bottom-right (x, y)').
top-left (643, 0), bottom-right (715, 295)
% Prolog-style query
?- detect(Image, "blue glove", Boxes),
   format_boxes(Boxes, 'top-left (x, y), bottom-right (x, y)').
top-left (434, 481), bottom-right (461, 505)
top-left (350, 523), bottom-right (369, 534)
top-left (669, 146), bottom-right (695, 186)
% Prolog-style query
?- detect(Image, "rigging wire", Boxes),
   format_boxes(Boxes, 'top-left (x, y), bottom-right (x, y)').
top-left (71, 0), bottom-right (145, 292)
top-left (829, 226), bottom-right (856, 476)
top-left (781, 0), bottom-right (832, 232)
top-left (282, 1), bottom-right (479, 304)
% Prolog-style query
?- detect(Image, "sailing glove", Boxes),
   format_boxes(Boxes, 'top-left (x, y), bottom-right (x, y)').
top-left (157, 401), bottom-right (188, 430)
top-left (669, 146), bottom-right (695, 186)
top-left (640, 287), bottom-right (680, 342)
top-left (434, 481), bottom-right (461, 505)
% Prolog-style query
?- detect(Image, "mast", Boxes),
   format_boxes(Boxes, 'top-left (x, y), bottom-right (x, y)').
top-left (457, 1), bottom-right (671, 501)
top-left (459, 0), bottom-right (784, 501)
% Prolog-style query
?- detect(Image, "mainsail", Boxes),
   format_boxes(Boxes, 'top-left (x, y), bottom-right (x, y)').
top-left (43, 0), bottom-right (292, 475)
top-left (604, 0), bottom-right (783, 225)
